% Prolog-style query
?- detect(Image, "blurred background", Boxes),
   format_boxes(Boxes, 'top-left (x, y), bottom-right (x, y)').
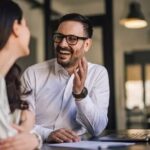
top-left (14, 0), bottom-right (150, 131)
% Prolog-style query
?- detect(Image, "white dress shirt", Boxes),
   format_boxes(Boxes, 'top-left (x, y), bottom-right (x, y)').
top-left (21, 58), bottom-right (110, 141)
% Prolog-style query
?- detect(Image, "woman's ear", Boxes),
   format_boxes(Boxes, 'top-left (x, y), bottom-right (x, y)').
top-left (12, 20), bottom-right (20, 37)
top-left (84, 39), bottom-right (92, 52)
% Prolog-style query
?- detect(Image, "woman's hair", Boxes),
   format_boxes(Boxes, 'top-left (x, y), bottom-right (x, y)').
top-left (0, 0), bottom-right (29, 112)
top-left (5, 64), bottom-right (29, 113)
top-left (0, 0), bottom-right (22, 49)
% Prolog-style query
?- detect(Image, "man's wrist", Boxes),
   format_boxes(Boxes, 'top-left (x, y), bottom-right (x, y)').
top-left (72, 87), bottom-right (88, 99)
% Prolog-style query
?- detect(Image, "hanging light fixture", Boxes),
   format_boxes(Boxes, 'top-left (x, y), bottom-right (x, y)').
top-left (120, 1), bottom-right (148, 29)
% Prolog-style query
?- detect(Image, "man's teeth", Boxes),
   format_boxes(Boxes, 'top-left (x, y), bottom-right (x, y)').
top-left (59, 50), bottom-right (70, 54)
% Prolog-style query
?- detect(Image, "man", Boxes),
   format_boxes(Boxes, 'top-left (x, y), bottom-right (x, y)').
top-left (21, 13), bottom-right (110, 143)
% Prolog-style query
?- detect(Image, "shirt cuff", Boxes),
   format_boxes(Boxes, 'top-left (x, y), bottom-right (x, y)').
top-left (75, 96), bottom-right (93, 111)
top-left (33, 126), bottom-right (53, 142)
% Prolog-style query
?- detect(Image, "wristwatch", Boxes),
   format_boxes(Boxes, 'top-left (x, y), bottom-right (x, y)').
top-left (72, 87), bottom-right (88, 99)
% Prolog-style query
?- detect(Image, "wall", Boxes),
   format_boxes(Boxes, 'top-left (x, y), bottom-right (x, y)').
top-left (14, 0), bottom-right (150, 129)
top-left (14, 0), bottom-right (45, 67)
top-left (114, 0), bottom-right (150, 129)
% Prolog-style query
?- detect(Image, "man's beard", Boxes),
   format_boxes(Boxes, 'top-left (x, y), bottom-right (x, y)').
top-left (55, 45), bottom-right (79, 68)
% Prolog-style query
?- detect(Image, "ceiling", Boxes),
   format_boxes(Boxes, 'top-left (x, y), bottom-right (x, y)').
top-left (35, 0), bottom-right (103, 5)
top-left (27, 0), bottom-right (105, 16)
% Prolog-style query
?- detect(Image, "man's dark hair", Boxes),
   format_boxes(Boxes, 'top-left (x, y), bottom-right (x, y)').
top-left (58, 13), bottom-right (93, 38)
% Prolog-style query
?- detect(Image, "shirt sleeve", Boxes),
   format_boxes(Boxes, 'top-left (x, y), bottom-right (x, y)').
top-left (21, 68), bottom-right (52, 141)
top-left (33, 125), bottom-right (53, 141)
top-left (21, 67), bottom-right (36, 112)
top-left (75, 66), bottom-right (110, 136)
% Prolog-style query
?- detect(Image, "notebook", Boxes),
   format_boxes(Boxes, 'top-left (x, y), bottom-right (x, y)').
top-left (98, 129), bottom-right (150, 142)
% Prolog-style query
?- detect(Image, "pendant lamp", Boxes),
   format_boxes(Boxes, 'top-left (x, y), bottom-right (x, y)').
top-left (120, 1), bottom-right (147, 29)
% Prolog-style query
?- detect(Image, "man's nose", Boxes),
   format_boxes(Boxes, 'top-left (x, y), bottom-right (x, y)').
top-left (59, 37), bottom-right (68, 47)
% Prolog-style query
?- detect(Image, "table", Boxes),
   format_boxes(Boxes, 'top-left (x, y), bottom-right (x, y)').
top-left (41, 130), bottom-right (150, 150)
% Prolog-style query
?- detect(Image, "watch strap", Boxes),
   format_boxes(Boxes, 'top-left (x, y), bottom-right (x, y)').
top-left (72, 87), bottom-right (88, 99)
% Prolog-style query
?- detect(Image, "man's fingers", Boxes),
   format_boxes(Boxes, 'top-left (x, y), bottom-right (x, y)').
top-left (78, 60), bottom-right (84, 78)
top-left (52, 135), bottom-right (64, 143)
top-left (66, 129), bottom-right (80, 141)
top-left (73, 69), bottom-right (80, 83)
top-left (81, 57), bottom-right (87, 68)
top-left (61, 130), bottom-right (77, 142)
top-left (81, 57), bottom-right (88, 75)
top-left (78, 57), bottom-right (87, 81)
top-left (53, 129), bottom-right (73, 142)
top-left (49, 128), bottom-right (80, 143)
top-left (59, 129), bottom-right (80, 142)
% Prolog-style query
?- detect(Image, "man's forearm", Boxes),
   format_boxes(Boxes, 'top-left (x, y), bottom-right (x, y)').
top-left (75, 96), bottom-right (108, 136)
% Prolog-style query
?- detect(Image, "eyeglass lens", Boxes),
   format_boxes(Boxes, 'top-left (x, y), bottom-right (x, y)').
top-left (53, 33), bottom-right (78, 45)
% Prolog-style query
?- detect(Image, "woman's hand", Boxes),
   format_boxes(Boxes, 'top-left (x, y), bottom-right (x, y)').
top-left (20, 110), bottom-right (35, 132)
top-left (0, 132), bottom-right (39, 150)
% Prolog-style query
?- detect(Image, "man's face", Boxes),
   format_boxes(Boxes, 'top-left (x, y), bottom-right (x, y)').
top-left (54, 21), bottom-right (90, 68)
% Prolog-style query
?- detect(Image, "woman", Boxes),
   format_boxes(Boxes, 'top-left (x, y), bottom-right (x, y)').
top-left (0, 0), bottom-right (41, 149)
top-left (5, 63), bottom-right (34, 132)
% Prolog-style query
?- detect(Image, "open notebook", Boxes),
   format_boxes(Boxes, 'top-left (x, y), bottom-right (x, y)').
top-left (98, 129), bottom-right (150, 142)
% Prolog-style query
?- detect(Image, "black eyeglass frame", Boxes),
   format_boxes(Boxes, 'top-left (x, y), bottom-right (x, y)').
top-left (53, 33), bottom-right (89, 45)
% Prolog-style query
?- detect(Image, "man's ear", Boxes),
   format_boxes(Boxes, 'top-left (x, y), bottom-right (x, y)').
top-left (12, 20), bottom-right (20, 37)
top-left (84, 39), bottom-right (92, 52)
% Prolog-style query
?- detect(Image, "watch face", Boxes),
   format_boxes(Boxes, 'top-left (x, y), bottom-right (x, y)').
top-left (82, 87), bottom-right (88, 96)
top-left (72, 87), bottom-right (88, 99)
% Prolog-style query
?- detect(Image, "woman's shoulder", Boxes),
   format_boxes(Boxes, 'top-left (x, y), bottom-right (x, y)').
top-left (0, 77), bottom-right (8, 103)
top-left (0, 76), bottom-right (5, 85)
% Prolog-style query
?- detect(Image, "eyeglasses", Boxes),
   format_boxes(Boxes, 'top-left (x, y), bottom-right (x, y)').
top-left (53, 33), bottom-right (88, 45)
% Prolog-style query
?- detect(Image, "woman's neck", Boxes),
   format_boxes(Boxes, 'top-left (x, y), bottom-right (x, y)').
top-left (0, 47), bottom-right (19, 77)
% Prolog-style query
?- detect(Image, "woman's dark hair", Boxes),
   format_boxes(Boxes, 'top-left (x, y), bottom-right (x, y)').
top-left (0, 0), bottom-right (22, 49)
top-left (5, 64), bottom-right (29, 113)
top-left (58, 13), bottom-right (93, 38)
top-left (0, 0), bottom-right (28, 113)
